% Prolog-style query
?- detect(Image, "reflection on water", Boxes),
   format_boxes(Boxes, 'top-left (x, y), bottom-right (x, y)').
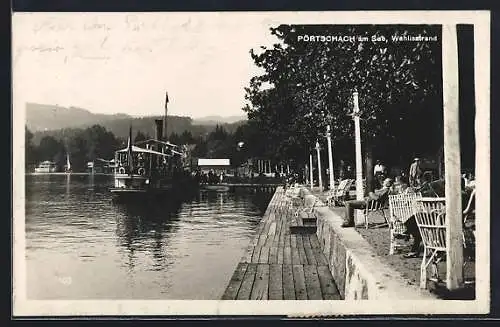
top-left (25, 174), bottom-right (273, 299)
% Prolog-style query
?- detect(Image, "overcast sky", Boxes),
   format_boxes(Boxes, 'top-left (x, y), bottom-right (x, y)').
top-left (13, 12), bottom-right (282, 118)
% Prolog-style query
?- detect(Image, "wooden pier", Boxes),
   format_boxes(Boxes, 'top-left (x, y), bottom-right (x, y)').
top-left (222, 187), bottom-right (341, 300)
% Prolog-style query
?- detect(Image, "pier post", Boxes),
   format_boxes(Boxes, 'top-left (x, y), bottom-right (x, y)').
top-left (326, 125), bottom-right (335, 191)
top-left (442, 24), bottom-right (463, 290)
top-left (315, 141), bottom-right (323, 192)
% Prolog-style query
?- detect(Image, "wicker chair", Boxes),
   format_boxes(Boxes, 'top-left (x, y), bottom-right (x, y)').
top-left (388, 192), bottom-right (422, 255)
top-left (326, 179), bottom-right (354, 207)
top-left (462, 189), bottom-right (476, 260)
top-left (363, 197), bottom-right (389, 229)
top-left (293, 198), bottom-right (317, 218)
top-left (414, 197), bottom-right (447, 289)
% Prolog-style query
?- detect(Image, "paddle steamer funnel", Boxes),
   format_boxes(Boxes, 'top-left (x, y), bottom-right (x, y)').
top-left (154, 119), bottom-right (163, 141)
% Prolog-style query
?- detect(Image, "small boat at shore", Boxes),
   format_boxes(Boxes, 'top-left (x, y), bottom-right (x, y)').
top-left (200, 184), bottom-right (230, 192)
top-left (34, 161), bottom-right (57, 173)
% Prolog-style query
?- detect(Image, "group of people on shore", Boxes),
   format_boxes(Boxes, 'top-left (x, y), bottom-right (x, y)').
top-left (194, 170), bottom-right (226, 184)
top-left (339, 157), bottom-right (475, 259)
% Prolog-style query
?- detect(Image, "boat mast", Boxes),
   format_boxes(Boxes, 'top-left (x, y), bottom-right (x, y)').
top-left (164, 91), bottom-right (169, 142)
top-left (127, 124), bottom-right (134, 176)
top-left (64, 139), bottom-right (71, 172)
top-left (66, 153), bottom-right (71, 171)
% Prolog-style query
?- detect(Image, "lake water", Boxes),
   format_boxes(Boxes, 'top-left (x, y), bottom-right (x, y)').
top-left (25, 174), bottom-right (273, 300)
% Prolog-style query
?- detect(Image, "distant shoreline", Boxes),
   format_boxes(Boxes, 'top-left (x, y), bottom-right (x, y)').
top-left (26, 172), bottom-right (114, 176)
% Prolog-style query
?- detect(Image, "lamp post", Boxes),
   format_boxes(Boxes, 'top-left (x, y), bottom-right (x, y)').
top-left (309, 152), bottom-right (314, 189)
top-left (353, 91), bottom-right (363, 200)
top-left (326, 125), bottom-right (335, 191)
top-left (352, 91), bottom-right (364, 224)
top-left (315, 140), bottom-right (323, 192)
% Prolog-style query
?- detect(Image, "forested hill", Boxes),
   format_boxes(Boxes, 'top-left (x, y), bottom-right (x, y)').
top-left (26, 102), bottom-right (133, 131)
top-left (27, 103), bottom-right (247, 145)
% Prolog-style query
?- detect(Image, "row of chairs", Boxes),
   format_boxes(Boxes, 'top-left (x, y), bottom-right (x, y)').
top-left (387, 191), bottom-right (476, 288)
top-left (323, 179), bottom-right (476, 289)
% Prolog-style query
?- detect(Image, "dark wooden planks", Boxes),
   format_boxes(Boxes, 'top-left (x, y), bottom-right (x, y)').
top-left (251, 245), bottom-right (262, 263)
top-left (291, 246), bottom-right (301, 264)
top-left (317, 265), bottom-right (341, 300)
top-left (302, 236), bottom-right (318, 265)
top-left (278, 219), bottom-right (286, 247)
top-left (296, 234), bottom-right (304, 248)
top-left (292, 264), bottom-right (308, 300)
top-left (259, 246), bottom-right (270, 263)
top-left (277, 245), bottom-right (284, 264)
top-left (268, 264), bottom-right (283, 300)
top-left (297, 236), bottom-right (309, 265)
top-left (223, 187), bottom-right (341, 301)
top-left (250, 264), bottom-right (270, 300)
top-left (312, 246), bottom-right (329, 266)
top-left (282, 264), bottom-right (295, 300)
top-left (269, 246), bottom-right (279, 264)
top-left (283, 247), bottom-right (292, 264)
top-left (303, 244), bottom-right (318, 265)
top-left (222, 263), bottom-right (248, 300)
top-left (236, 263), bottom-right (258, 300)
top-left (303, 265), bottom-right (323, 300)
top-left (309, 235), bottom-right (321, 248)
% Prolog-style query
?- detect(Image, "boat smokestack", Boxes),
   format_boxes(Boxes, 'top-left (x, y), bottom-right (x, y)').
top-left (155, 119), bottom-right (163, 141)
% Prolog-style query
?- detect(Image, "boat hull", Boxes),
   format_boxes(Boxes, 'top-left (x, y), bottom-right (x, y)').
top-left (200, 184), bottom-right (230, 192)
top-left (34, 168), bottom-right (58, 173)
top-left (110, 186), bottom-right (174, 202)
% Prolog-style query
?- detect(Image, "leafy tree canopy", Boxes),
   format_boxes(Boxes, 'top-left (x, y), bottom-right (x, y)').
top-left (244, 24), bottom-right (443, 166)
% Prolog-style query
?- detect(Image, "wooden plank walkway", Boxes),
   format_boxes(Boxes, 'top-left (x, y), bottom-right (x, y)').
top-left (222, 187), bottom-right (341, 300)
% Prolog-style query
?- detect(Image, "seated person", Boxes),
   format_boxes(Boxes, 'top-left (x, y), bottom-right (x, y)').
top-left (394, 175), bottom-right (414, 194)
top-left (341, 178), bottom-right (394, 228)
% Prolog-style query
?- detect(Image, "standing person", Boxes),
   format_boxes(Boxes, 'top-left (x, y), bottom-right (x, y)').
top-left (408, 157), bottom-right (422, 187)
top-left (339, 160), bottom-right (345, 182)
top-left (373, 160), bottom-right (386, 175)
top-left (373, 160), bottom-right (387, 188)
top-left (346, 165), bottom-right (352, 179)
